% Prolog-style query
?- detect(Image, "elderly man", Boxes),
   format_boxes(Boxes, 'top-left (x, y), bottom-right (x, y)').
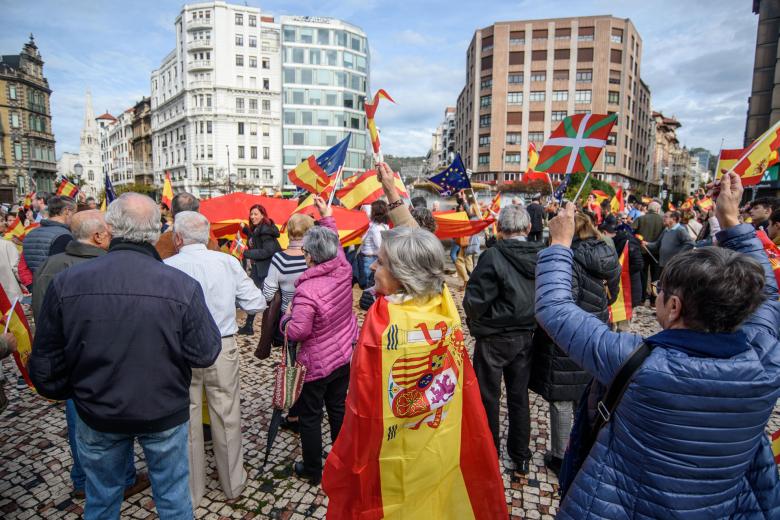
top-left (32, 210), bottom-right (150, 500)
top-left (23, 195), bottom-right (76, 274)
top-left (29, 193), bottom-right (221, 519)
top-left (156, 192), bottom-right (219, 259)
top-left (164, 211), bottom-right (266, 507)
top-left (463, 205), bottom-right (544, 474)
top-left (632, 200), bottom-right (664, 305)
top-left (535, 172), bottom-right (780, 518)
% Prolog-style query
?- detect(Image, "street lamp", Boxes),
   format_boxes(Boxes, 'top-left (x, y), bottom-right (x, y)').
top-left (74, 163), bottom-right (83, 181)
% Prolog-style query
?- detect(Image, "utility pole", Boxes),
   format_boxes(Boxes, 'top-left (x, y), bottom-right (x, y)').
top-left (226, 145), bottom-right (232, 194)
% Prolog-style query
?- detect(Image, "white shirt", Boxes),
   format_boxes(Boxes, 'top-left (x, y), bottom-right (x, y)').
top-left (360, 221), bottom-right (388, 256)
top-left (165, 243), bottom-right (266, 336)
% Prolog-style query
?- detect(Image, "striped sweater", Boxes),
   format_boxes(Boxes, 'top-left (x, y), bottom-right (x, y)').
top-left (262, 251), bottom-right (308, 312)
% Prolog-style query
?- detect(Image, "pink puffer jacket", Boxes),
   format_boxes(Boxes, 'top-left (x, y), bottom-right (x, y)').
top-left (281, 217), bottom-right (357, 381)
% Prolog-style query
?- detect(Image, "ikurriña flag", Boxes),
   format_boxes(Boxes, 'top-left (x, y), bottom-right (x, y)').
top-left (322, 287), bottom-right (507, 519)
top-left (536, 113), bottom-right (618, 174)
top-left (609, 242), bottom-right (632, 323)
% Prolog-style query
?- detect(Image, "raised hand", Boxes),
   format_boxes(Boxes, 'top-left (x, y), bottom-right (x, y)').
top-left (714, 171), bottom-right (742, 229)
top-left (549, 201), bottom-right (577, 248)
top-left (312, 195), bottom-right (332, 218)
top-left (376, 162), bottom-right (400, 203)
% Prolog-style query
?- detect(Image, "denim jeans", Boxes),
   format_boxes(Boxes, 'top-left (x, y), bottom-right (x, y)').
top-left (75, 414), bottom-right (191, 520)
top-left (360, 254), bottom-right (377, 289)
top-left (65, 400), bottom-right (136, 491)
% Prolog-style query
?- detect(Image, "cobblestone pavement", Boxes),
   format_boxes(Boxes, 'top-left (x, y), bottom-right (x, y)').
top-left (1, 275), bottom-right (778, 519)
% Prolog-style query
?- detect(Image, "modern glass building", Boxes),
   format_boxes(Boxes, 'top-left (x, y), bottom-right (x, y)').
top-left (280, 16), bottom-right (370, 186)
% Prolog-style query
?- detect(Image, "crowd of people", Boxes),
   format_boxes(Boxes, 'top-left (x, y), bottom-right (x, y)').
top-left (0, 167), bottom-right (777, 518)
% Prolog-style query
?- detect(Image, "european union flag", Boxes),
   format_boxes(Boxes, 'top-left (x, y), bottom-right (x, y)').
top-left (428, 153), bottom-right (471, 197)
top-left (318, 134), bottom-right (351, 176)
top-left (554, 174), bottom-right (571, 202)
top-left (104, 172), bottom-right (117, 203)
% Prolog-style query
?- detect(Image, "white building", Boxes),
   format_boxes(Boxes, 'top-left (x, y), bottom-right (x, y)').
top-left (56, 151), bottom-right (79, 186)
top-left (151, 1), bottom-right (283, 198)
top-left (280, 16), bottom-right (370, 184)
top-left (97, 108), bottom-right (135, 190)
top-left (429, 106), bottom-right (456, 170)
top-left (73, 90), bottom-right (102, 197)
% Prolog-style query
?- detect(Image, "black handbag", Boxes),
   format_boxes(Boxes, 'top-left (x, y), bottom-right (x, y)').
top-left (255, 291), bottom-right (282, 360)
top-left (558, 342), bottom-right (652, 498)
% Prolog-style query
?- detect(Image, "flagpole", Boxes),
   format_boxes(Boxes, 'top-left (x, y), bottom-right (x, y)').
top-left (721, 119), bottom-right (780, 179)
top-left (327, 166), bottom-right (343, 208)
top-left (572, 171), bottom-right (592, 203)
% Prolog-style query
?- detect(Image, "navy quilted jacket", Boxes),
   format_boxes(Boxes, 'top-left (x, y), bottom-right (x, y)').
top-left (535, 223), bottom-right (780, 519)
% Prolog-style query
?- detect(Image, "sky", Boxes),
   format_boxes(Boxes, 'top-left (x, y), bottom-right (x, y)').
top-left (0, 0), bottom-right (759, 159)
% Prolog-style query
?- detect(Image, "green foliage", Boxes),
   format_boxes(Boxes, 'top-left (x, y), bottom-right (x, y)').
top-left (497, 180), bottom-right (551, 194)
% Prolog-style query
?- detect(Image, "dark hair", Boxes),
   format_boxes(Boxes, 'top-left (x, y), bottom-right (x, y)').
top-left (171, 192), bottom-right (199, 216)
top-left (532, 195), bottom-right (541, 202)
top-left (47, 195), bottom-right (76, 217)
top-left (35, 192), bottom-right (51, 203)
top-left (660, 247), bottom-right (766, 333)
top-left (410, 196), bottom-right (427, 209)
top-left (411, 208), bottom-right (437, 233)
top-left (667, 210), bottom-right (681, 222)
top-left (248, 204), bottom-right (273, 232)
top-left (770, 209), bottom-right (780, 226)
top-left (752, 197), bottom-right (780, 212)
top-left (370, 200), bottom-right (389, 225)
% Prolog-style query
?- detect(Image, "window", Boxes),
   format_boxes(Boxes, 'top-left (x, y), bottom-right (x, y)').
top-left (529, 91), bottom-right (545, 102)
top-left (609, 69), bottom-right (621, 85)
top-left (249, 98), bottom-right (258, 112)
top-left (552, 90), bottom-right (568, 101)
top-left (578, 26), bottom-right (594, 41)
top-left (14, 143), bottom-right (22, 159)
top-left (554, 48), bottom-right (570, 60)
top-left (263, 147), bottom-right (270, 160)
top-left (611, 28), bottom-right (623, 44)
top-left (238, 122), bottom-right (244, 135)
top-left (478, 154), bottom-right (490, 165)
top-left (575, 90), bottom-right (592, 103)
top-left (250, 168), bottom-right (259, 179)
top-left (551, 111), bottom-right (567, 121)
top-left (505, 153), bottom-right (521, 163)
top-left (510, 31), bottom-right (525, 45)
top-left (530, 71), bottom-right (546, 82)
top-left (250, 123), bottom-right (257, 135)
top-left (480, 77), bottom-right (492, 90)
top-left (482, 35), bottom-right (494, 51)
top-left (8, 85), bottom-right (16, 99)
top-left (262, 123), bottom-right (270, 136)
top-left (249, 56), bottom-right (257, 68)
top-left (506, 132), bottom-right (521, 144)
top-left (235, 34), bottom-right (243, 46)
top-left (576, 69), bottom-right (593, 82)
top-left (238, 167), bottom-right (246, 179)
top-left (262, 58), bottom-right (270, 69)
top-left (235, 13), bottom-right (243, 25)
top-left (555, 27), bottom-right (571, 40)
top-left (532, 50), bottom-right (547, 61)
top-left (207, 121), bottom-right (212, 133)
top-left (479, 115), bottom-right (491, 128)
top-left (507, 92), bottom-right (523, 104)
top-left (236, 54), bottom-right (244, 66)
top-left (236, 97), bottom-right (245, 112)
top-left (605, 152), bottom-right (616, 165)
top-left (611, 49), bottom-right (623, 64)
top-left (249, 35), bottom-right (257, 47)
top-left (263, 168), bottom-right (272, 180)
top-left (238, 146), bottom-right (245, 159)
top-left (262, 99), bottom-right (270, 111)
top-left (528, 132), bottom-right (544, 143)
top-left (529, 111), bottom-right (544, 122)
top-left (507, 112), bottom-right (522, 125)
top-left (251, 146), bottom-right (258, 159)
top-left (508, 73), bottom-right (524, 84)
top-left (607, 133), bottom-right (617, 146)
top-left (480, 95), bottom-right (491, 108)
top-left (481, 55), bottom-right (493, 70)
top-left (575, 109), bottom-right (591, 115)
top-left (533, 29), bottom-right (548, 41)
top-left (207, 145), bottom-right (213, 159)
top-left (263, 78), bottom-right (270, 90)
top-left (479, 135), bottom-right (491, 147)
top-left (608, 91), bottom-right (620, 104)
top-left (10, 113), bottom-right (19, 127)
top-left (248, 15), bottom-right (256, 27)
top-left (578, 48), bottom-right (594, 62)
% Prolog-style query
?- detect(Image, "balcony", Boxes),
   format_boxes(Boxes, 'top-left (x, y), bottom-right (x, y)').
top-left (188, 60), bottom-right (213, 71)
top-left (187, 18), bottom-right (212, 31)
top-left (188, 79), bottom-right (212, 89)
top-left (188, 39), bottom-right (212, 50)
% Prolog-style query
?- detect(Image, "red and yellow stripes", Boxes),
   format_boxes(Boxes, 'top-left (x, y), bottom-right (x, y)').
top-left (609, 242), bottom-right (633, 323)
top-left (771, 429), bottom-right (780, 464)
top-left (336, 169), bottom-right (408, 209)
top-left (56, 179), bottom-right (79, 198)
top-left (323, 288), bottom-right (507, 519)
top-left (365, 89), bottom-right (395, 155)
top-left (161, 171), bottom-right (174, 208)
top-left (0, 284), bottom-right (33, 390)
top-left (288, 156), bottom-right (331, 194)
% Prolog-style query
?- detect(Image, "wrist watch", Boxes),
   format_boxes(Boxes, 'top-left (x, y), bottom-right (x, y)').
top-left (387, 199), bottom-right (404, 210)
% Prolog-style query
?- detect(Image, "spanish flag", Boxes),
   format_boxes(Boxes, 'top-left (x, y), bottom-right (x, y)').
top-left (591, 189), bottom-right (610, 205)
top-left (523, 142), bottom-right (550, 183)
top-left (23, 192), bottom-right (33, 210)
top-left (323, 287), bottom-right (508, 519)
top-left (680, 197), bottom-right (695, 211)
top-left (366, 89), bottom-right (395, 155)
top-left (608, 242), bottom-right (632, 323)
top-left (56, 178), bottom-right (79, 198)
top-left (756, 230), bottom-right (780, 287)
top-left (335, 169), bottom-right (408, 210)
top-left (433, 211), bottom-right (494, 240)
top-left (697, 196), bottom-right (714, 212)
top-left (717, 120), bottom-right (780, 186)
top-left (668, 201), bottom-right (677, 212)
top-left (716, 148), bottom-right (747, 178)
top-left (0, 284), bottom-right (34, 390)
top-left (161, 171), bottom-right (174, 209)
top-left (4, 217), bottom-right (26, 241)
top-left (771, 429), bottom-right (780, 464)
top-left (289, 135), bottom-right (351, 194)
top-left (482, 192), bottom-right (501, 219)
top-left (610, 187), bottom-right (624, 213)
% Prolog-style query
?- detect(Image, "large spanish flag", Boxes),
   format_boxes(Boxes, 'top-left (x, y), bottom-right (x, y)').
top-left (433, 211), bottom-right (494, 240)
top-left (608, 242), bottom-right (632, 323)
top-left (756, 230), bottom-right (780, 287)
top-left (336, 169), bottom-right (408, 209)
top-left (717, 120), bottom-right (780, 186)
top-left (161, 171), bottom-right (174, 208)
top-left (0, 285), bottom-right (34, 390)
top-left (323, 287), bottom-right (507, 519)
top-left (771, 429), bottom-right (780, 464)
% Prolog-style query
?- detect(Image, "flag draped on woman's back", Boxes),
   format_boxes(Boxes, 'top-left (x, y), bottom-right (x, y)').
top-left (322, 287), bottom-right (507, 519)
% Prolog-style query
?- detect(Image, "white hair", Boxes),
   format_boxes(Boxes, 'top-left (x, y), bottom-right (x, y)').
top-left (648, 201), bottom-right (661, 214)
top-left (381, 227), bottom-right (445, 299)
top-left (173, 211), bottom-right (210, 246)
top-left (303, 226), bottom-right (339, 264)
top-left (105, 192), bottom-right (161, 243)
top-left (498, 205), bottom-right (531, 235)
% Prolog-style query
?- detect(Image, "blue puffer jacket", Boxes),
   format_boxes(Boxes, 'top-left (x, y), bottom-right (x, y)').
top-left (535, 223), bottom-right (780, 519)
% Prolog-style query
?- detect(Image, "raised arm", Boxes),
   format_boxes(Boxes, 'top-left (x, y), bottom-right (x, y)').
top-left (535, 204), bottom-right (643, 386)
top-left (377, 162), bottom-right (417, 228)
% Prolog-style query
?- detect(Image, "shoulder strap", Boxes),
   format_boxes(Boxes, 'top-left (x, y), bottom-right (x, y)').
top-left (590, 342), bottom-right (652, 440)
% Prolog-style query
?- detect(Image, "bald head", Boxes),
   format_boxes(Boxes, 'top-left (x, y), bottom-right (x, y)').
top-left (105, 192), bottom-right (162, 244)
top-left (71, 210), bottom-right (108, 243)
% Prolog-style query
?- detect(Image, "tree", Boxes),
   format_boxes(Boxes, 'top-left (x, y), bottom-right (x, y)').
top-left (563, 173), bottom-right (615, 204)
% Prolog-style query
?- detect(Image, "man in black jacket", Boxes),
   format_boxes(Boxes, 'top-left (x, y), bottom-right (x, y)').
top-left (526, 195), bottom-right (545, 242)
top-left (30, 193), bottom-right (221, 519)
top-left (463, 205), bottom-right (544, 474)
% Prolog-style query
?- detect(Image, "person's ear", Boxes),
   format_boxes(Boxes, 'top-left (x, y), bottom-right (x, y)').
top-left (666, 294), bottom-right (683, 324)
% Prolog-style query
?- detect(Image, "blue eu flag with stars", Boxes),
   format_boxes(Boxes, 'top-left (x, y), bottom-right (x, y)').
top-left (554, 174), bottom-right (571, 202)
top-left (428, 153), bottom-right (471, 197)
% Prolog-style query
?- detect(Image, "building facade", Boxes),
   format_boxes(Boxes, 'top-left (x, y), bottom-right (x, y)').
top-left (429, 106), bottom-right (456, 171)
top-left (100, 108), bottom-right (135, 189)
top-left (0, 35), bottom-right (57, 201)
top-left (745, 0), bottom-right (780, 145)
top-left (455, 16), bottom-right (653, 189)
top-left (131, 97), bottom-right (153, 186)
top-left (280, 16), bottom-right (370, 184)
top-left (652, 111), bottom-right (694, 197)
top-left (151, 1), bottom-right (283, 198)
top-left (74, 90), bottom-right (102, 197)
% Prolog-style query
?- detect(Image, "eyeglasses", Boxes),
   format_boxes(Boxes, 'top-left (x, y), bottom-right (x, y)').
top-left (650, 281), bottom-right (662, 298)
top-left (301, 247), bottom-right (309, 255)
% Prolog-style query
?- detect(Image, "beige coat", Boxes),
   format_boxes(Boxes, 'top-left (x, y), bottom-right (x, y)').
top-left (0, 239), bottom-right (23, 304)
